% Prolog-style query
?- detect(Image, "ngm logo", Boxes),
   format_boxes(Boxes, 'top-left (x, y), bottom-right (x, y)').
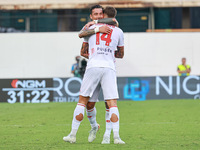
top-left (11, 79), bottom-right (46, 88)
top-left (123, 78), bottom-right (149, 101)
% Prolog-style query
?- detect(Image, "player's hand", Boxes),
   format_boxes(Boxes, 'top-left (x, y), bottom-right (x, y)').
top-left (84, 21), bottom-right (95, 29)
top-left (112, 18), bottom-right (119, 27)
top-left (99, 25), bottom-right (111, 34)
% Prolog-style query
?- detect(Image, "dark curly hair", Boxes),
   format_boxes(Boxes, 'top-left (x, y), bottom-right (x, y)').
top-left (89, 4), bottom-right (104, 14)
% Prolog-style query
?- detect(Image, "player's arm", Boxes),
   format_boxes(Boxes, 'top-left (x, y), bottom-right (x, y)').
top-left (115, 46), bottom-right (124, 58)
top-left (79, 29), bottom-right (95, 38)
top-left (79, 26), bottom-right (111, 38)
top-left (84, 18), bottom-right (118, 29)
top-left (80, 42), bottom-right (89, 59)
top-left (79, 18), bottom-right (118, 38)
top-left (97, 18), bottom-right (118, 26)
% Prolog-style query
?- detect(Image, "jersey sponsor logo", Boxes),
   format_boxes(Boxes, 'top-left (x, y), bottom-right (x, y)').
top-left (97, 47), bottom-right (113, 55)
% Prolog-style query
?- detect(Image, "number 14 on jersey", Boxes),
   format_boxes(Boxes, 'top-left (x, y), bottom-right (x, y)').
top-left (96, 29), bottom-right (113, 46)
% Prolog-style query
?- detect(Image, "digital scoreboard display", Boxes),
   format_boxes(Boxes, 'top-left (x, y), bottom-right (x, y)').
top-left (0, 77), bottom-right (82, 103)
top-left (0, 79), bottom-right (54, 103)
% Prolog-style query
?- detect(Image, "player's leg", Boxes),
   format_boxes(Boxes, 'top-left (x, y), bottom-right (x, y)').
top-left (106, 99), bottom-right (125, 144)
top-left (87, 84), bottom-right (100, 129)
top-left (103, 102), bottom-right (112, 141)
top-left (101, 68), bottom-right (125, 144)
top-left (63, 68), bottom-right (101, 143)
top-left (63, 95), bottom-right (89, 143)
top-left (86, 102), bottom-right (97, 128)
top-left (87, 83), bottom-right (101, 142)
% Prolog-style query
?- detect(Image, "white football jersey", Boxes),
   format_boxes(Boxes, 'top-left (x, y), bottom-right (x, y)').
top-left (84, 23), bottom-right (124, 71)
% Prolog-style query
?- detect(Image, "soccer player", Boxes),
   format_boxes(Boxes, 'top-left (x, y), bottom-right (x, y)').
top-left (63, 5), bottom-right (125, 144)
top-left (79, 6), bottom-right (121, 144)
top-left (79, 5), bottom-right (118, 143)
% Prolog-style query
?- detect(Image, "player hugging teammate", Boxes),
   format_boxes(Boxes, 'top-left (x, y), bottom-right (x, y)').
top-left (63, 5), bottom-right (125, 144)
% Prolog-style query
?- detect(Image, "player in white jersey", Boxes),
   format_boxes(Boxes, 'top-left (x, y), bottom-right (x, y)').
top-left (79, 6), bottom-right (123, 144)
top-left (79, 5), bottom-right (119, 143)
top-left (82, 6), bottom-right (125, 144)
top-left (79, 5), bottom-right (118, 144)
top-left (63, 5), bottom-right (115, 144)
top-left (79, 7), bottom-right (118, 143)
top-left (63, 6), bottom-right (125, 144)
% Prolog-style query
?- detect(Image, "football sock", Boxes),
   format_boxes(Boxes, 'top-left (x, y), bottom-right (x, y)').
top-left (109, 106), bottom-right (120, 139)
top-left (86, 107), bottom-right (98, 129)
top-left (104, 109), bottom-right (112, 137)
top-left (70, 103), bottom-right (85, 136)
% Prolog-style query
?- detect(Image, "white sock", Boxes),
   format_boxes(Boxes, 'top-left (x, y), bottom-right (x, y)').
top-left (109, 106), bottom-right (120, 139)
top-left (70, 103), bottom-right (85, 136)
top-left (86, 107), bottom-right (98, 129)
top-left (104, 109), bottom-right (112, 137)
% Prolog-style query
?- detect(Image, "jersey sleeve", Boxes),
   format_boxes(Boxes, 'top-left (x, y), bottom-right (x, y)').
top-left (117, 29), bottom-right (124, 47)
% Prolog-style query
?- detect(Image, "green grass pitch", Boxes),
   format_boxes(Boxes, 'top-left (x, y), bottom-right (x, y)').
top-left (0, 100), bottom-right (200, 150)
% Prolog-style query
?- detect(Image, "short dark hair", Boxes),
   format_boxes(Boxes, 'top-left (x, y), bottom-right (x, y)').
top-left (89, 4), bottom-right (104, 14)
top-left (104, 6), bottom-right (117, 18)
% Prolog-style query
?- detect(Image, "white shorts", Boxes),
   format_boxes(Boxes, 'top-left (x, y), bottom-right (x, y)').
top-left (89, 83), bottom-right (101, 102)
top-left (80, 67), bottom-right (119, 101)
